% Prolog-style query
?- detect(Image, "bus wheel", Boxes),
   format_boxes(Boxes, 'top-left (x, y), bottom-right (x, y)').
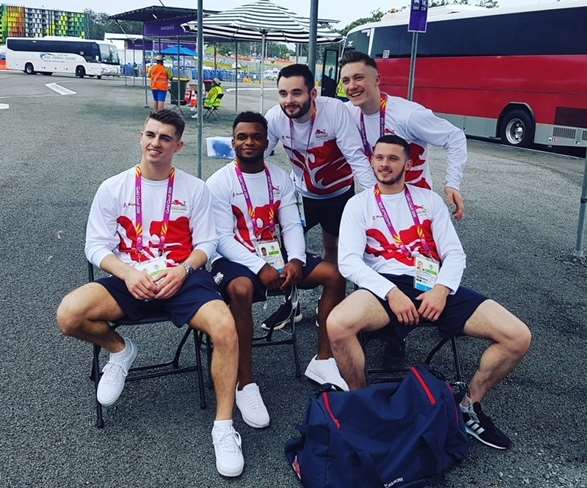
top-left (97, 75), bottom-right (102, 79)
top-left (24, 63), bottom-right (35, 75)
top-left (499, 109), bottom-right (534, 147)
top-left (76, 66), bottom-right (86, 78)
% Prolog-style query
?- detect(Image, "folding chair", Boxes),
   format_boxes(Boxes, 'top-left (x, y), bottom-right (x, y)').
top-left (203, 286), bottom-right (301, 388)
top-left (204, 92), bottom-right (224, 120)
top-left (87, 262), bottom-right (208, 429)
top-left (360, 325), bottom-right (467, 398)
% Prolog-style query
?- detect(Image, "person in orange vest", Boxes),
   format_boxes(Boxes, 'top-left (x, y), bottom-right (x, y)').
top-left (148, 54), bottom-right (172, 112)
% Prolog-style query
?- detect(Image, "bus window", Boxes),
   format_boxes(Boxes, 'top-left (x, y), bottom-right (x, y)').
top-left (344, 29), bottom-right (371, 55)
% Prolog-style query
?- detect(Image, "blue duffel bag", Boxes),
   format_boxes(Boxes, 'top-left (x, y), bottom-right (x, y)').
top-left (285, 366), bottom-right (468, 487)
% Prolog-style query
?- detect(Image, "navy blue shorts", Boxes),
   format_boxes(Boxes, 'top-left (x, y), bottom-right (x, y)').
top-left (96, 269), bottom-right (224, 327)
top-left (211, 253), bottom-right (322, 302)
top-left (151, 89), bottom-right (167, 102)
top-left (368, 274), bottom-right (487, 337)
top-left (303, 188), bottom-right (354, 237)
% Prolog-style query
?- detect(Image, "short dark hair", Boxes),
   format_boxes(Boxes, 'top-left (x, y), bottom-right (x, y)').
top-left (232, 111), bottom-right (268, 133)
top-left (147, 109), bottom-right (185, 139)
top-left (340, 50), bottom-right (378, 71)
top-left (374, 134), bottom-right (411, 158)
top-left (277, 63), bottom-right (315, 90)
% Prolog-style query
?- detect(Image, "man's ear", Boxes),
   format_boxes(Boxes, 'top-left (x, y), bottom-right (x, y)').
top-left (310, 87), bottom-right (318, 100)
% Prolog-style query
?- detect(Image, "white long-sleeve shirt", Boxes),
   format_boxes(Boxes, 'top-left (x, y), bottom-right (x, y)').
top-left (338, 184), bottom-right (466, 300)
top-left (346, 95), bottom-right (467, 191)
top-left (266, 96), bottom-right (376, 199)
top-left (206, 161), bottom-right (306, 274)
top-left (85, 167), bottom-right (217, 269)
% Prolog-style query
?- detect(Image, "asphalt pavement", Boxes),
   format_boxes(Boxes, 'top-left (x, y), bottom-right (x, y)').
top-left (1, 71), bottom-right (586, 488)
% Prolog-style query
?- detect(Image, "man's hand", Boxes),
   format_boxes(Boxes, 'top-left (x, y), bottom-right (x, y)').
top-left (124, 267), bottom-right (159, 301)
top-left (281, 259), bottom-right (303, 290)
top-left (415, 285), bottom-right (450, 322)
top-left (387, 287), bottom-right (420, 326)
top-left (258, 264), bottom-right (282, 290)
top-left (154, 266), bottom-right (188, 300)
top-left (445, 187), bottom-right (465, 221)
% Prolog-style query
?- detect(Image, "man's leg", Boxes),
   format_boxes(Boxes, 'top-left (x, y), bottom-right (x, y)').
top-left (189, 299), bottom-right (239, 421)
top-left (463, 299), bottom-right (532, 403)
top-left (57, 282), bottom-right (125, 352)
top-left (302, 261), bottom-right (346, 359)
top-left (327, 290), bottom-right (391, 390)
top-left (321, 230), bottom-right (338, 264)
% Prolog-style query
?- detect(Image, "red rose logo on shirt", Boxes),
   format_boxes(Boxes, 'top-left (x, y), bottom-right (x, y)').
top-left (232, 201), bottom-right (281, 252)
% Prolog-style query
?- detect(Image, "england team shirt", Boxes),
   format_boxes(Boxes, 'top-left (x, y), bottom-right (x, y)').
top-left (85, 167), bottom-right (217, 269)
top-left (206, 161), bottom-right (306, 274)
top-left (346, 95), bottom-right (467, 191)
top-left (266, 96), bottom-right (376, 200)
top-left (338, 184), bottom-right (466, 300)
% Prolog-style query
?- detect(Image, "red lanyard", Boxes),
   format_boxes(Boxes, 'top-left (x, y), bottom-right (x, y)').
top-left (134, 165), bottom-right (175, 259)
top-left (288, 104), bottom-right (317, 171)
top-left (373, 184), bottom-right (431, 257)
top-left (359, 94), bottom-right (388, 159)
top-left (234, 162), bottom-right (276, 239)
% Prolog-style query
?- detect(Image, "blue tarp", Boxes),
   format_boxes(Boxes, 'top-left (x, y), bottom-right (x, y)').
top-left (160, 46), bottom-right (197, 57)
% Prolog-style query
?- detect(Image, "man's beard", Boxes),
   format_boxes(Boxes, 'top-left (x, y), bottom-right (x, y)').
top-left (280, 98), bottom-right (312, 119)
top-left (236, 151), bottom-right (264, 166)
top-left (376, 166), bottom-right (405, 186)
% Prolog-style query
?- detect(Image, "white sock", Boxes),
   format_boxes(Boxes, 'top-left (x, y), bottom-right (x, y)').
top-left (460, 394), bottom-right (474, 413)
top-left (110, 337), bottom-right (130, 360)
top-left (213, 419), bottom-right (233, 431)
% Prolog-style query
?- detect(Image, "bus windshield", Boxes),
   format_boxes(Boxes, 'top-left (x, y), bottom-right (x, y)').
top-left (99, 44), bottom-right (119, 65)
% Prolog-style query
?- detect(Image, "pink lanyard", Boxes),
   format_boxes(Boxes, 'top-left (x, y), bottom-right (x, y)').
top-left (359, 94), bottom-right (388, 159)
top-left (234, 162), bottom-right (276, 239)
top-left (373, 185), bottom-right (431, 257)
top-left (288, 105), bottom-right (317, 171)
top-left (134, 165), bottom-right (175, 259)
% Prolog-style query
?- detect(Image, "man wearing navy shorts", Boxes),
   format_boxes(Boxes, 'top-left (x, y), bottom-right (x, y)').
top-left (56, 110), bottom-right (244, 477)
top-left (207, 111), bottom-right (348, 429)
top-left (327, 134), bottom-right (531, 451)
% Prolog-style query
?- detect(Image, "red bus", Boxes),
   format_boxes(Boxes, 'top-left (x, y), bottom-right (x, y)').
top-left (343, 2), bottom-right (587, 148)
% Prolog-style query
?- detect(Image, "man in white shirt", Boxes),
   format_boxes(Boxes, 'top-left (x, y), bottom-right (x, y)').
top-left (56, 110), bottom-right (244, 478)
top-left (340, 50), bottom-right (467, 221)
top-left (263, 63), bottom-right (376, 329)
top-left (207, 111), bottom-right (348, 429)
top-left (327, 134), bottom-right (531, 451)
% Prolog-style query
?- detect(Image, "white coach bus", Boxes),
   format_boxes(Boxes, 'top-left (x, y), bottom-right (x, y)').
top-left (6, 37), bottom-right (120, 78)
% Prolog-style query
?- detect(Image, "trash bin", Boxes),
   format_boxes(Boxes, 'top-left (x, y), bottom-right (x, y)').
top-left (169, 78), bottom-right (189, 105)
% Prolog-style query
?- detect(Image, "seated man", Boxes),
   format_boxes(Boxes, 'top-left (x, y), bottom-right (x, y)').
top-left (204, 78), bottom-right (224, 111)
top-left (56, 109), bottom-right (244, 477)
top-left (327, 134), bottom-right (531, 450)
top-left (206, 111), bottom-right (348, 429)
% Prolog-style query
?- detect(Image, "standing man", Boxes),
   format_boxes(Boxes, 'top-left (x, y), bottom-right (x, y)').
top-left (327, 134), bottom-right (531, 450)
top-left (148, 54), bottom-right (172, 112)
top-left (207, 112), bottom-right (348, 428)
top-left (263, 63), bottom-right (376, 328)
top-left (56, 110), bottom-right (244, 478)
top-left (340, 50), bottom-right (467, 221)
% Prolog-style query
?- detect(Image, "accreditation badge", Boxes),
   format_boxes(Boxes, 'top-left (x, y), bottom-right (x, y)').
top-left (135, 254), bottom-right (168, 279)
top-left (255, 239), bottom-right (285, 272)
top-left (413, 253), bottom-right (439, 292)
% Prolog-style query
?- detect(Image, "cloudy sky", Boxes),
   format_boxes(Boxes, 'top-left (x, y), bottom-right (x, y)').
top-left (13, 0), bottom-right (563, 28)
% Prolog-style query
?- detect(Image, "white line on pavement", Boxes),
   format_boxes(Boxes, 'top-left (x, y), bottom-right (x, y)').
top-left (0, 103), bottom-right (9, 110)
top-left (45, 83), bottom-right (76, 95)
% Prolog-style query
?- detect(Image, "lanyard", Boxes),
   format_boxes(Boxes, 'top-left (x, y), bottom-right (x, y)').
top-left (373, 184), bottom-right (431, 257)
top-left (288, 104), bottom-right (317, 172)
top-left (359, 94), bottom-right (388, 159)
top-left (134, 165), bottom-right (175, 258)
top-left (234, 162), bottom-right (276, 239)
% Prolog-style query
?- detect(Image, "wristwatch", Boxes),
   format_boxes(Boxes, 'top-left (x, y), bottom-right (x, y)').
top-left (182, 262), bottom-right (194, 276)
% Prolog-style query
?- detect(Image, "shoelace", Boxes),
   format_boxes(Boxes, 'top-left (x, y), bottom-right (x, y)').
top-left (101, 362), bottom-right (128, 382)
top-left (214, 428), bottom-right (242, 453)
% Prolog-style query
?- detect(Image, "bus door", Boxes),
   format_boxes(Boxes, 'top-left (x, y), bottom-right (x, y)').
top-left (320, 48), bottom-right (339, 98)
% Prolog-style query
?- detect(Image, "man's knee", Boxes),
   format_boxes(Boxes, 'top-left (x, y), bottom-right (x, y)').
top-left (507, 322), bottom-right (532, 358)
top-left (226, 278), bottom-right (254, 305)
top-left (208, 313), bottom-right (238, 351)
top-left (56, 294), bottom-right (84, 336)
top-left (326, 308), bottom-right (355, 343)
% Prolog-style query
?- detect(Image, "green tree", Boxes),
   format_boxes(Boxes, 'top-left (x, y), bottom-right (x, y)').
top-left (85, 9), bottom-right (143, 40)
top-left (339, 9), bottom-right (386, 36)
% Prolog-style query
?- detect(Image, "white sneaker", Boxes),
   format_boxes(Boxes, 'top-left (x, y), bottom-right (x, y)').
top-left (96, 338), bottom-right (137, 406)
top-left (304, 355), bottom-right (349, 391)
top-left (235, 383), bottom-right (270, 428)
top-left (212, 424), bottom-right (244, 477)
